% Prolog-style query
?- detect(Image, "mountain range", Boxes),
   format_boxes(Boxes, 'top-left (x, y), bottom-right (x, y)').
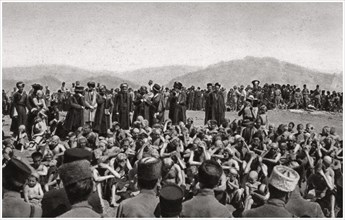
top-left (2, 56), bottom-right (342, 92)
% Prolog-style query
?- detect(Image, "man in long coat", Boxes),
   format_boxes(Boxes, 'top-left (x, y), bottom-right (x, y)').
top-left (10, 82), bottom-right (28, 135)
top-left (204, 83), bottom-right (213, 124)
top-left (93, 85), bottom-right (113, 137)
top-left (210, 83), bottom-right (226, 126)
top-left (114, 83), bottom-right (133, 130)
top-left (84, 82), bottom-right (98, 126)
top-left (64, 86), bottom-right (85, 132)
top-left (169, 82), bottom-right (186, 125)
top-left (133, 86), bottom-right (151, 122)
top-left (149, 84), bottom-right (165, 126)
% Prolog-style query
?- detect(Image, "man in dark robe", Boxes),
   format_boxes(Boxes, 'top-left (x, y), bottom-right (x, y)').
top-left (63, 86), bottom-right (85, 132)
top-left (10, 82), bottom-right (28, 136)
top-left (169, 82), bottom-right (186, 125)
top-left (133, 86), bottom-right (151, 122)
top-left (149, 84), bottom-right (165, 126)
top-left (204, 83), bottom-right (213, 125)
top-left (194, 87), bottom-right (202, 110)
top-left (26, 83), bottom-right (43, 138)
top-left (187, 87), bottom-right (195, 110)
top-left (114, 83), bottom-right (133, 130)
top-left (210, 83), bottom-right (226, 126)
top-left (93, 85), bottom-right (113, 137)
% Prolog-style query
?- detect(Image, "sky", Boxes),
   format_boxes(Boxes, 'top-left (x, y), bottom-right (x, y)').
top-left (2, 2), bottom-right (343, 73)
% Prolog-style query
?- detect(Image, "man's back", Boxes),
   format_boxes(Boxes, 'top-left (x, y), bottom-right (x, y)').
top-left (116, 190), bottom-right (159, 218)
top-left (181, 189), bottom-right (232, 218)
top-left (3, 191), bottom-right (42, 217)
top-left (242, 198), bottom-right (294, 218)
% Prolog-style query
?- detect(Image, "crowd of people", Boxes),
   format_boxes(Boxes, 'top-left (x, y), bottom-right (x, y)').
top-left (2, 79), bottom-right (343, 218)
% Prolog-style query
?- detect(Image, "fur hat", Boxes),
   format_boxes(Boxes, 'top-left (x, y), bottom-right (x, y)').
top-left (207, 83), bottom-right (213, 87)
top-left (215, 82), bottom-right (221, 87)
top-left (63, 148), bottom-right (93, 163)
top-left (252, 80), bottom-right (260, 86)
top-left (3, 158), bottom-right (32, 186)
top-left (137, 157), bottom-right (162, 180)
top-left (87, 81), bottom-right (96, 88)
top-left (157, 184), bottom-right (184, 217)
top-left (269, 165), bottom-right (300, 192)
top-left (59, 160), bottom-right (92, 186)
top-left (32, 83), bottom-right (43, 91)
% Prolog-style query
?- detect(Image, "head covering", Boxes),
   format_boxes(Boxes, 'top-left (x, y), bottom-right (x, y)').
top-left (215, 82), bottom-right (221, 87)
top-left (16, 81), bottom-right (25, 88)
top-left (32, 83), bottom-right (43, 91)
top-left (74, 86), bottom-right (84, 93)
top-left (137, 157), bottom-right (162, 180)
top-left (120, 83), bottom-right (128, 88)
top-left (252, 80), bottom-right (260, 86)
top-left (152, 84), bottom-right (161, 93)
top-left (63, 148), bottom-right (93, 163)
top-left (3, 158), bottom-right (32, 186)
top-left (207, 83), bottom-right (213, 87)
top-left (158, 184), bottom-right (184, 217)
top-left (269, 165), bottom-right (300, 192)
top-left (87, 81), bottom-right (96, 88)
top-left (246, 95), bottom-right (255, 102)
top-left (59, 160), bottom-right (92, 186)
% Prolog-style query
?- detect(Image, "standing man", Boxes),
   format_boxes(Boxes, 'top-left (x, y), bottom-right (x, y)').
top-left (210, 83), bottom-right (226, 126)
top-left (180, 160), bottom-right (232, 217)
top-left (64, 86), bottom-right (85, 132)
top-left (94, 85), bottom-right (113, 137)
top-left (242, 165), bottom-right (299, 217)
top-left (302, 84), bottom-right (310, 109)
top-left (150, 84), bottom-right (165, 126)
top-left (194, 87), bottom-right (202, 110)
top-left (313, 85), bottom-right (321, 109)
top-left (204, 83), bottom-right (213, 124)
top-left (114, 83), bottom-right (133, 130)
top-left (116, 157), bottom-right (162, 217)
top-left (84, 82), bottom-right (98, 126)
top-left (10, 82), bottom-right (28, 136)
top-left (169, 82), bottom-right (187, 125)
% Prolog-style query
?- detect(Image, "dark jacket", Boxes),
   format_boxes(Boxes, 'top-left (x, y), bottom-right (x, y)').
top-left (242, 198), bottom-right (295, 218)
top-left (181, 188), bottom-right (232, 218)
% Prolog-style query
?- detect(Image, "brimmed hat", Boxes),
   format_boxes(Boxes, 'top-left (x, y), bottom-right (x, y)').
top-left (74, 86), bottom-right (84, 93)
top-left (173, 82), bottom-right (182, 90)
top-left (252, 80), bottom-right (260, 86)
top-left (137, 157), bottom-right (162, 180)
top-left (269, 165), bottom-right (300, 192)
top-left (207, 83), bottom-right (213, 87)
top-left (153, 84), bottom-right (161, 93)
top-left (59, 160), bottom-right (92, 186)
top-left (215, 82), bottom-right (221, 87)
top-left (158, 184), bottom-right (184, 217)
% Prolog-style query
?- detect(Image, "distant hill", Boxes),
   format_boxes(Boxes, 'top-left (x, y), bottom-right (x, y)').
top-left (119, 65), bottom-right (202, 86)
top-left (3, 75), bottom-right (62, 92)
top-left (2, 65), bottom-right (137, 92)
top-left (167, 56), bottom-right (342, 92)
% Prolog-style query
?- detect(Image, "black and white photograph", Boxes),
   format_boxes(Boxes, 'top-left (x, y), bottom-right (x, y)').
top-left (1, 1), bottom-right (343, 218)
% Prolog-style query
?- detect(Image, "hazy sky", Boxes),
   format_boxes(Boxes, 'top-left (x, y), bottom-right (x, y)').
top-left (2, 2), bottom-right (343, 73)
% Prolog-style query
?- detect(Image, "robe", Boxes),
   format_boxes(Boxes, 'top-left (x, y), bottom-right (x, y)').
top-left (84, 90), bottom-right (98, 123)
top-left (204, 91), bottom-right (212, 124)
top-left (133, 93), bottom-right (151, 122)
top-left (210, 91), bottom-right (226, 126)
top-left (149, 93), bottom-right (165, 126)
top-left (114, 92), bottom-right (133, 130)
top-left (63, 94), bottom-right (85, 132)
top-left (10, 91), bottom-right (28, 134)
top-left (93, 95), bottom-right (113, 136)
top-left (169, 90), bottom-right (187, 125)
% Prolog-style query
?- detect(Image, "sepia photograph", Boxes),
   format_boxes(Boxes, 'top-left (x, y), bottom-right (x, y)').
top-left (1, 1), bottom-right (343, 218)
